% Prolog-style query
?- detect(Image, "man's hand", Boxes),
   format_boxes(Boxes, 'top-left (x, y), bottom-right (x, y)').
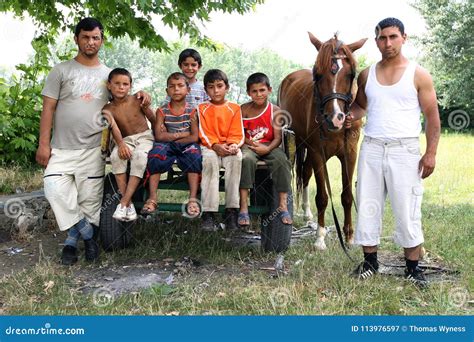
top-left (36, 144), bottom-right (51, 167)
top-left (118, 142), bottom-right (132, 160)
top-left (249, 143), bottom-right (270, 156)
top-left (136, 91), bottom-right (151, 108)
top-left (345, 113), bottom-right (353, 129)
top-left (212, 143), bottom-right (231, 157)
top-left (419, 153), bottom-right (436, 179)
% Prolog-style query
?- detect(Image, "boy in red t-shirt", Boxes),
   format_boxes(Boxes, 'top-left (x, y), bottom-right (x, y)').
top-left (239, 73), bottom-right (292, 227)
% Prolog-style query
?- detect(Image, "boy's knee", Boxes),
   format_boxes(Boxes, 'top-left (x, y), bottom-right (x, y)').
top-left (203, 152), bottom-right (219, 166)
top-left (130, 154), bottom-right (148, 177)
top-left (242, 155), bottom-right (256, 169)
top-left (110, 150), bottom-right (127, 173)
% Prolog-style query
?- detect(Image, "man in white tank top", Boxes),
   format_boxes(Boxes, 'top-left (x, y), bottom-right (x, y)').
top-left (346, 18), bottom-right (440, 287)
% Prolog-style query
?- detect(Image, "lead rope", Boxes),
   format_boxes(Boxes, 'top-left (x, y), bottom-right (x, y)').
top-left (320, 144), bottom-right (355, 262)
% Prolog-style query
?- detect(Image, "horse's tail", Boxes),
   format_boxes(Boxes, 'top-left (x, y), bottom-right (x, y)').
top-left (295, 143), bottom-right (306, 209)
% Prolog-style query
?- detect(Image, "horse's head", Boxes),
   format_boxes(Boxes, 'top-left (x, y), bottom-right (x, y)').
top-left (309, 32), bottom-right (367, 132)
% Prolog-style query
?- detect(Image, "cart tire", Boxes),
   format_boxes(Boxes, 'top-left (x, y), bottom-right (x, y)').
top-left (99, 173), bottom-right (133, 251)
top-left (260, 184), bottom-right (293, 253)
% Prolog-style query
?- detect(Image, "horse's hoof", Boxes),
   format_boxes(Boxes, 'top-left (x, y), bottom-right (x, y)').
top-left (314, 239), bottom-right (327, 251)
top-left (303, 211), bottom-right (313, 221)
top-left (345, 237), bottom-right (354, 248)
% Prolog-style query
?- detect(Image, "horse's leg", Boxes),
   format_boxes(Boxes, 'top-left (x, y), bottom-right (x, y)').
top-left (339, 153), bottom-right (356, 245)
top-left (312, 154), bottom-right (328, 250)
top-left (302, 154), bottom-right (313, 220)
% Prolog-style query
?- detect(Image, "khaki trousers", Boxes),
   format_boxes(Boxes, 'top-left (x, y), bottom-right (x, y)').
top-left (200, 147), bottom-right (242, 212)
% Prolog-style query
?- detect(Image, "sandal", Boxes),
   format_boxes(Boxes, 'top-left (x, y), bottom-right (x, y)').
top-left (238, 212), bottom-right (250, 228)
top-left (141, 199), bottom-right (158, 215)
top-left (185, 200), bottom-right (201, 218)
top-left (279, 210), bottom-right (293, 225)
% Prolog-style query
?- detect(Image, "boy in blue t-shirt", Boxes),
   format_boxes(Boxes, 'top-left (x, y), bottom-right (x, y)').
top-left (166, 48), bottom-right (209, 108)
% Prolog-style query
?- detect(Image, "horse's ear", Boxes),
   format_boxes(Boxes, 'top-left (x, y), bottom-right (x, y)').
top-left (308, 32), bottom-right (322, 51)
top-left (347, 38), bottom-right (368, 52)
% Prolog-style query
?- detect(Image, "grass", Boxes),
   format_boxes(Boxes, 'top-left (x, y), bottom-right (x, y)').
top-left (0, 164), bottom-right (43, 195)
top-left (0, 132), bottom-right (472, 315)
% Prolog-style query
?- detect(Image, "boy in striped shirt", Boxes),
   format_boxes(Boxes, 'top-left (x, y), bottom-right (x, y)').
top-left (144, 72), bottom-right (202, 217)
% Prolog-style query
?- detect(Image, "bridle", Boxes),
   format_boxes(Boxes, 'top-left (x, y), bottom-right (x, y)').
top-left (313, 40), bottom-right (356, 124)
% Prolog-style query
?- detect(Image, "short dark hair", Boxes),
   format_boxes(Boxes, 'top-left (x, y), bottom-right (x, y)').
top-left (178, 48), bottom-right (202, 67)
top-left (166, 72), bottom-right (189, 87)
top-left (108, 68), bottom-right (132, 83)
top-left (246, 72), bottom-right (271, 91)
top-left (376, 17), bottom-right (405, 37)
top-left (203, 69), bottom-right (229, 88)
top-left (75, 17), bottom-right (104, 39)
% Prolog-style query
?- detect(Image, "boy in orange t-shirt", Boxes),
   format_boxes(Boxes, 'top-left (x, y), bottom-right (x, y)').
top-left (198, 69), bottom-right (244, 231)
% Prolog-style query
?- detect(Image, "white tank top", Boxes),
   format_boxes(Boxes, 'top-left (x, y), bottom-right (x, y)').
top-left (364, 61), bottom-right (422, 138)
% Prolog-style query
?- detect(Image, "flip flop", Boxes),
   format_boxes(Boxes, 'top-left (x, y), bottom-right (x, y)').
top-left (279, 210), bottom-right (293, 225)
top-left (141, 199), bottom-right (158, 215)
top-left (185, 200), bottom-right (201, 218)
top-left (238, 212), bottom-right (250, 228)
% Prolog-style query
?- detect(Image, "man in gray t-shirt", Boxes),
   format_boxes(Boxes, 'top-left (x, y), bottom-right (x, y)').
top-left (41, 59), bottom-right (111, 149)
top-left (36, 18), bottom-right (150, 265)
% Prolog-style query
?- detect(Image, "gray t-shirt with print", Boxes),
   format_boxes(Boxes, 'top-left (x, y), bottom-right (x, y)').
top-left (42, 59), bottom-right (111, 149)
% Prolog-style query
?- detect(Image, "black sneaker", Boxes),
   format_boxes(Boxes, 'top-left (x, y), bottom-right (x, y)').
top-left (201, 212), bottom-right (217, 232)
top-left (224, 209), bottom-right (238, 230)
top-left (352, 261), bottom-right (378, 280)
top-left (84, 238), bottom-right (99, 262)
top-left (404, 267), bottom-right (429, 288)
top-left (61, 245), bottom-right (78, 265)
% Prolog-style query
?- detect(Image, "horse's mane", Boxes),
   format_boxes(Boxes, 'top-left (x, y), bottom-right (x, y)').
top-left (314, 35), bottom-right (357, 75)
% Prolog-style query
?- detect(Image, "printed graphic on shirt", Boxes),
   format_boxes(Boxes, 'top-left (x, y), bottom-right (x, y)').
top-left (247, 126), bottom-right (269, 143)
top-left (67, 69), bottom-right (109, 102)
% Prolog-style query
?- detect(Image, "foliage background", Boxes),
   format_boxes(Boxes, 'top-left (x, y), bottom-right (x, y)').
top-left (412, 0), bottom-right (473, 126)
top-left (0, 0), bottom-right (472, 166)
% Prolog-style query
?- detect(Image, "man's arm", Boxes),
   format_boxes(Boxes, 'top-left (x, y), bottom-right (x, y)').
top-left (346, 68), bottom-right (369, 127)
top-left (35, 96), bottom-right (57, 167)
top-left (416, 66), bottom-right (441, 179)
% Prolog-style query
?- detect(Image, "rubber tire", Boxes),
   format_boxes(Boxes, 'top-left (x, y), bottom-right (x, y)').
top-left (99, 173), bottom-right (133, 251)
top-left (260, 184), bottom-right (293, 253)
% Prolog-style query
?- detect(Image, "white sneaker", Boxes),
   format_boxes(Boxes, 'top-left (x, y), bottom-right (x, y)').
top-left (126, 203), bottom-right (138, 221)
top-left (113, 204), bottom-right (127, 221)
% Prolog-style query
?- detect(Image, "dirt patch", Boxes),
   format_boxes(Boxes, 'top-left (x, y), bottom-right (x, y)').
top-left (0, 230), bottom-right (65, 278)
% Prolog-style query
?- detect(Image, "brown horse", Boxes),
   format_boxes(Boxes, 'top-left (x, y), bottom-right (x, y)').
top-left (278, 32), bottom-right (366, 250)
